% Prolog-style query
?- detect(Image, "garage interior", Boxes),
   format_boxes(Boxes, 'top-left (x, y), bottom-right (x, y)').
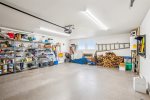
top-left (0, 0), bottom-right (150, 100)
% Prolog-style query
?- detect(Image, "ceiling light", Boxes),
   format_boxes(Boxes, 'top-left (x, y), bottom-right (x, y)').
top-left (40, 27), bottom-right (70, 36)
top-left (82, 9), bottom-right (108, 30)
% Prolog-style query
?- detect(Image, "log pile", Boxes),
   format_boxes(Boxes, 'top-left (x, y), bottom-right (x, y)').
top-left (97, 52), bottom-right (124, 68)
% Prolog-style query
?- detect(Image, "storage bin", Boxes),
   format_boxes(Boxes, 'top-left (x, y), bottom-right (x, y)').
top-left (54, 61), bottom-right (58, 65)
top-left (58, 53), bottom-right (63, 57)
top-left (124, 56), bottom-right (132, 63)
top-left (125, 63), bottom-right (132, 71)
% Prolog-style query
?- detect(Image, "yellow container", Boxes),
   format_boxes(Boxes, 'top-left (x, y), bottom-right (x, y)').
top-left (58, 53), bottom-right (63, 57)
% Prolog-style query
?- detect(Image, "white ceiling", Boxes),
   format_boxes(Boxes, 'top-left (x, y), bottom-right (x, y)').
top-left (0, 0), bottom-right (150, 39)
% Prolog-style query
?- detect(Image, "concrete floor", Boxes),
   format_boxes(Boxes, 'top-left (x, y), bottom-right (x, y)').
top-left (0, 63), bottom-right (149, 100)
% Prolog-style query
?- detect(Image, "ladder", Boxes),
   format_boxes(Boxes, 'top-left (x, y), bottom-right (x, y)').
top-left (96, 42), bottom-right (130, 52)
top-left (94, 42), bottom-right (130, 65)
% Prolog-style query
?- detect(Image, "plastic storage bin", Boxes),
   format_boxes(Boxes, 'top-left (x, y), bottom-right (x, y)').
top-left (124, 56), bottom-right (132, 63)
top-left (125, 63), bottom-right (132, 71)
top-left (54, 61), bottom-right (58, 65)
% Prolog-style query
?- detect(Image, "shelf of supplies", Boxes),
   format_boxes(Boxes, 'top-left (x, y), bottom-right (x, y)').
top-left (27, 48), bottom-right (38, 50)
top-left (14, 40), bottom-right (31, 43)
top-left (15, 47), bottom-right (25, 48)
top-left (0, 38), bottom-right (14, 41)
top-left (0, 63), bottom-right (13, 65)
top-left (0, 47), bottom-right (14, 49)
top-left (0, 58), bottom-right (14, 59)
top-left (15, 56), bottom-right (24, 58)
top-left (0, 38), bottom-right (51, 44)
top-left (0, 36), bottom-right (55, 76)
top-left (0, 52), bottom-right (15, 54)
top-left (15, 61), bottom-right (24, 64)
top-left (25, 61), bottom-right (36, 64)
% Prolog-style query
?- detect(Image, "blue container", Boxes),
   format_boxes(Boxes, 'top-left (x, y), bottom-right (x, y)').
top-left (123, 56), bottom-right (132, 63)
top-left (123, 56), bottom-right (132, 59)
top-left (54, 61), bottom-right (58, 65)
top-left (45, 40), bottom-right (48, 43)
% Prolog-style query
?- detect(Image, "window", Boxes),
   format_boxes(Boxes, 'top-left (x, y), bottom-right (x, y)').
top-left (87, 39), bottom-right (96, 49)
top-left (78, 39), bottom-right (96, 50)
top-left (78, 40), bottom-right (86, 50)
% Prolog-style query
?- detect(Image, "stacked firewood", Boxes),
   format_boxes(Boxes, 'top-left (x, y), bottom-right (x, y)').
top-left (97, 52), bottom-right (124, 68)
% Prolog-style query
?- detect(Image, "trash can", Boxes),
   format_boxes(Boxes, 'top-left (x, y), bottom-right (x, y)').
top-left (126, 63), bottom-right (132, 71)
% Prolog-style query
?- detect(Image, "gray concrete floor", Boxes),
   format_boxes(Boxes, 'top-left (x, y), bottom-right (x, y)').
top-left (0, 63), bottom-right (149, 100)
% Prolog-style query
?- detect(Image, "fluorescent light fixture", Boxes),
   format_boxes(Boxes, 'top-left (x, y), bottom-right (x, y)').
top-left (82, 9), bottom-right (108, 30)
top-left (40, 27), bottom-right (70, 36)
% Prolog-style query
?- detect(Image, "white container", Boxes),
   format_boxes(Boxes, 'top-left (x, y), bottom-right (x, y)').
top-left (119, 63), bottom-right (125, 71)
top-left (119, 67), bottom-right (125, 71)
top-left (133, 77), bottom-right (147, 93)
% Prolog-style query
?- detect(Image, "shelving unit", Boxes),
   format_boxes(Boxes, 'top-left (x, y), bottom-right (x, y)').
top-left (130, 28), bottom-right (141, 74)
top-left (131, 50), bottom-right (139, 73)
top-left (0, 38), bottom-right (55, 76)
top-left (0, 38), bottom-right (15, 75)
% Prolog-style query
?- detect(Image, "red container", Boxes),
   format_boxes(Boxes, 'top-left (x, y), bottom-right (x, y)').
top-left (7, 32), bottom-right (15, 39)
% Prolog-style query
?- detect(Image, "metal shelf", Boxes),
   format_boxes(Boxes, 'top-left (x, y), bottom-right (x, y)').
top-left (0, 38), bottom-right (54, 76)
top-left (0, 63), bottom-right (13, 65)
top-left (0, 52), bottom-right (15, 54)
top-left (0, 47), bottom-right (14, 49)
top-left (0, 58), bottom-right (14, 59)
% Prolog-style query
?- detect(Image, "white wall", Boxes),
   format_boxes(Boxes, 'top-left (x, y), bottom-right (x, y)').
top-left (70, 33), bottom-right (130, 58)
top-left (51, 36), bottom-right (69, 53)
top-left (140, 9), bottom-right (150, 84)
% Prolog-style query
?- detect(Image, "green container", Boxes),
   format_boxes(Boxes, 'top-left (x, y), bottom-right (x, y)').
top-left (125, 63), bottom-right (132, 71)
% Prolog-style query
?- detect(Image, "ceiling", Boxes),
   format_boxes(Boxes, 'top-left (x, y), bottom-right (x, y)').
top-left (0, 0), bottom-right (150, 39)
